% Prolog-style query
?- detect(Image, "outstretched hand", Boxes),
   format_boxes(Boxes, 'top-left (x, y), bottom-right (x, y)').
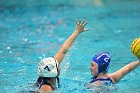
top-left (75, 19), bottom-right (89, 34)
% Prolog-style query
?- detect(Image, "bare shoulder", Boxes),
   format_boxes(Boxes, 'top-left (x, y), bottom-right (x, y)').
top-left (108, 73), bottom-right (116, 83)
top-left (39, 85), bottom-right (52, 92)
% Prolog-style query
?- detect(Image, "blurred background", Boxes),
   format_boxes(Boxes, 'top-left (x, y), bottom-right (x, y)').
top-left (0, 0), bottom-right (140, 93)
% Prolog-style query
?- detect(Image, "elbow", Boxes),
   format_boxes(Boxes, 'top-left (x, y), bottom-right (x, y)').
top-left (63, 49), bottom-right (68, 54)
top-left (61, 45), bottom-right (68, 54)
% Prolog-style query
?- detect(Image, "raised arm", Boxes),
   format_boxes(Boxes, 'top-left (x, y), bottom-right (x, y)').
top-left (109, 58), bottom-right (140, 83)
top-left (54, 19), bottom-right (89, 64)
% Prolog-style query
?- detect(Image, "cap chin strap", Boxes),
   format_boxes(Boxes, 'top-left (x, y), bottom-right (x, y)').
top-left (94, 72), bottom-right (103, 79)
top-left (44, 58), bottom-right (60, 88)
top-left (56, 77), bottom-right (60, 88)
top-left (95, 64), bottom-right (107, 79)
top-left (45, 58), bottom-right (60, 89)
top-left (54, 59), bottom-right (60, 88)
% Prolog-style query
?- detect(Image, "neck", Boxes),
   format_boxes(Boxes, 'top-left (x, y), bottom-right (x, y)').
top-left (39, 77), bottom-right (57, 86)
top-left (44, 77), bottom-right (57, 90)
top-left (96, 73), bottom-right (108, 79)
top-left (47, 77), bottom-right (56, 84)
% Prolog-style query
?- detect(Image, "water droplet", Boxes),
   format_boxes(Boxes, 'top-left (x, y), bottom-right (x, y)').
top-left (39, 57), bottom-right (42, 59)
top-left (9, 51), bottom-right (12, 54)
top-left (24, 38), bottom-right (28, 42)
top-left (6, 47), bottom-right (11, 50)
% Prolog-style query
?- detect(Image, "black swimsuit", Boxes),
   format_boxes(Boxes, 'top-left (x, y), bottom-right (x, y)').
top-left (35, 77), bottom-right (56, 90)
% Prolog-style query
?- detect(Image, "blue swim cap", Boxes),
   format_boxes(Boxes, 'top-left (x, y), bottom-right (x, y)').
top-left (92, 52), bottom-right (111, 76)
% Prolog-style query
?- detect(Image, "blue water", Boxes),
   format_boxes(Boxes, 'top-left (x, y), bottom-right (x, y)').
top-left (0, 0), bottom-right (140, 93)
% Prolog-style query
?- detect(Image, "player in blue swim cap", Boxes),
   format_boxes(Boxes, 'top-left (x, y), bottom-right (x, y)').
top-left (92, 52), bottom-right (111, 77)
top-left (87, 51), bottom-right (140, 88)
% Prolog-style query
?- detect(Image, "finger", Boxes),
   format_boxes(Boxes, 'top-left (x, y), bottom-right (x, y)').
top-left (79, 19), bottom-right (82, 24)
top-left (81, 20), bottom-right (86, 25)
top-left (75, 19), bottom-right (79, 25)
top-left (84, 28), bottom-right (90, 31)
top-left (83, 22), bottom-right (87, 26)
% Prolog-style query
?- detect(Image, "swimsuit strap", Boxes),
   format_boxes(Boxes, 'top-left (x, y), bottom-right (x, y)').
top-left (90, 77), bottom-right (113, 83)
top-left (95, 78), bottom-right (112, 82)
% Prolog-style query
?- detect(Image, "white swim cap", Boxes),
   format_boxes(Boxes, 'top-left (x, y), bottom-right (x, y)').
top-left (38, 57), bottom-right (59, 77)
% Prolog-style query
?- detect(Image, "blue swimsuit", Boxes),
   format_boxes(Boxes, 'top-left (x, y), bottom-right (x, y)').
top-left (87, 77), bottom-right (117, 93)
top-left (90, 77), bottom-right (113, 84)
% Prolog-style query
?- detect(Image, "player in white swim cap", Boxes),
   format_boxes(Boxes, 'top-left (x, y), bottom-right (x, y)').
top-left (35, 19), bottom-right (89, 92)
top-left (36, 57), bottom-right (59, 90)
top-left (38, 57), bottom-right (59, 78)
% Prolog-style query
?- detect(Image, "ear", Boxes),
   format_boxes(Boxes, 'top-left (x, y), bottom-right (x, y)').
top-left (100, 63), bottom-right (107, 72)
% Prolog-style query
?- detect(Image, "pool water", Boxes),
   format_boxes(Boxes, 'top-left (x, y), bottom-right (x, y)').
top-left (0, 0), bottom-right (140, 93)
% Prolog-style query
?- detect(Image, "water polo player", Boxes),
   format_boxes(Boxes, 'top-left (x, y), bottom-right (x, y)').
top-left (35, 19), bottom-right (89, 92)
top-left (86, 38), bottom-right (140, 89)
